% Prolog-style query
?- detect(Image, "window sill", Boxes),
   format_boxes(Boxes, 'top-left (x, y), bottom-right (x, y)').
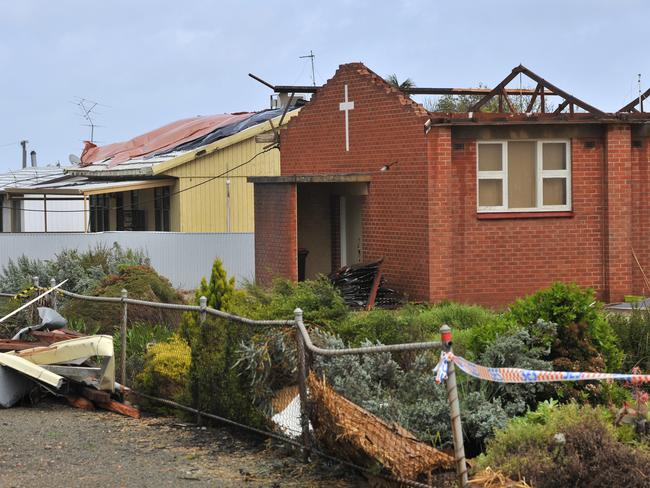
top-left (477, 211), bottom-right (574, 220)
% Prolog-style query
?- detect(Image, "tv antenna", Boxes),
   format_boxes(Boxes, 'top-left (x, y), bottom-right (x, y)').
top-left (299, 50), bottom-right (316, 86)
top-left (73, 97), bottom-right (109, 142)
top-left (639, 73), bottom-right (644, 113)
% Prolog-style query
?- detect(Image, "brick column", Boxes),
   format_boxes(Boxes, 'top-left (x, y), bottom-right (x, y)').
top-left (254, 183), bottom-right (297, 286)
top-left (605, 125), bottom-right (633, 302)
top-left (428, 127), bottom-right (454, 302)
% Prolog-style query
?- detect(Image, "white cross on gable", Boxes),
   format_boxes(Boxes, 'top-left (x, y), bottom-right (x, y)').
top-left (339, 84), bottom-right (354, 152)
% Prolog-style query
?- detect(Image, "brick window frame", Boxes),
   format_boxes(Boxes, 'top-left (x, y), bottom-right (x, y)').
top-left (476, 139), bottom-right (572, 213)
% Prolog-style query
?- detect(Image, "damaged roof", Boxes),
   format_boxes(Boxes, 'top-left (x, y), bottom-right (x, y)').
top-left (252, 63), bottom-right (650, 127)
top-left (75, 106), bottom-right (302, 176)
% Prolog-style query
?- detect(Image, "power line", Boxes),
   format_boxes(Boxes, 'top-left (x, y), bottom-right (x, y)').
top-left (0, 145), bottom-right (278, 214)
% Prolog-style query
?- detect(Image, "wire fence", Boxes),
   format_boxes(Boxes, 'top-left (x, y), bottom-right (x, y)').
top-left (12, 277), bottom-right (468, 488)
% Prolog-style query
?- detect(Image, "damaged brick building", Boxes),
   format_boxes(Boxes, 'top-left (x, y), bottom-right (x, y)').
top-left (249, 63), bottom-right (650, 307)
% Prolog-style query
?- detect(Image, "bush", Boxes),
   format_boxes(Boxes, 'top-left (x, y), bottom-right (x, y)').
top-left (229, 277), bottom-right (349, 326)
top-left (508, 282), bottom-right (623, 372)
top-left (311, 331), bottom-right (509, 453)
top-left (182, 259), bottom-right (265, 428)
top-left (0, 243), bottom-right (148, 294)
top-left (115, 322), bottom-right (173, 385)
top-left (63, 265), bottom-right (184, 334)
top-left (479, 400), bottom-right (650, 487)
top-left (609, 309), bottom-right (650, 372)
top-left (136, 334), bottom-right (191, 410)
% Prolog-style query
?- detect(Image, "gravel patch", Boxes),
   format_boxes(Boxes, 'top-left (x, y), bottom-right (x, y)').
top-left (0, 400), bottom-right (365, 488)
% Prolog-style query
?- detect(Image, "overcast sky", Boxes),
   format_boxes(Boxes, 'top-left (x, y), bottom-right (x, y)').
top-left (0, 0), bottom-right (648, 171)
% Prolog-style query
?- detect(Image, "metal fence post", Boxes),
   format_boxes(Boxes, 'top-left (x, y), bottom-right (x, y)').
top-left (120, 289), bottom-right (128, 386)
top-left (440, 324), bottom-right (468, 487)
top-left (195, 296), bottom-right (207, 426)
top-left (49, 278), bottom-right (57, 311)
top-left (31, 276), bottom-right (40, 323)
top-left (294, 307), bottom-right (311, 460)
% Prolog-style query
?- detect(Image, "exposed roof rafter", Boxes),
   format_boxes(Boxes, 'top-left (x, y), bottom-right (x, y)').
top-left (469, 65), bottom-right (605, 116)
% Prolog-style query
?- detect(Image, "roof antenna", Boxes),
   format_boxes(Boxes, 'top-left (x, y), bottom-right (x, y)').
top-left (73, 97), bottom-right (109, 142)
top-left (639, 73), bottom-right (644, 113)
top-left (299, 50), bottom-right (316, 86)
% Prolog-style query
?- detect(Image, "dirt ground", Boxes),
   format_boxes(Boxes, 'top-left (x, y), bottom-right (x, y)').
top-left (0, 400), bottom-right (366, 488)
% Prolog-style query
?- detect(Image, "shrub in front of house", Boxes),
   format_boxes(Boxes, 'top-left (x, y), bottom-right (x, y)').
top-left (135, 334), bottom-right (191, 413)
top-left (608, 308), bottom-right (650, 372)
top-left (181, 258), bottom-right (266, 428)
top-left (63, 265), bottom-right (184, 334)
top-left (507, 282), bottom-right (623, 372)
top-left (0, 242), bottom-right (148, 294)
top-left (478, 400), bottom-right (650, 488)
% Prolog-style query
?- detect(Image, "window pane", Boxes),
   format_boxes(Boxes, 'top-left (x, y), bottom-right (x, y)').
top-left (543, 178), bottom-right (567, 205)
top-left (508, 141), bottom-right (536, 208)
top-left (543, 143), bottom-right (566, 170)
top-left (478, 179), bottom-right (503, 207)
top-left (478, 144), bottom-right (502, 171)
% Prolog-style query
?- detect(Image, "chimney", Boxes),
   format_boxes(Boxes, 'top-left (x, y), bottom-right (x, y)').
top-left (30, 150), bottom-right (37, 167)
top-left (20, 140), bottom-right (28, 168)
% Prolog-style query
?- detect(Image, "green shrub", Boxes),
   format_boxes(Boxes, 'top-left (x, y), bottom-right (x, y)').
top-left (182, 259), bottom-right (265, 428)
top-left (479, 400), bottom-right (650, 487)
top-left (115, 322), bottom-right (173, 385)
top-left (609, 309), bottom-right (650, 372)
top-left (63, 265), bottom-right (184, 334)
top-left (508, 282), bottom-right (623, 371)
top-left (312, 331), bottom-right (509, 453)
top-left (228, 277), bottom-right (349, 326)
top-left (136, 334), bottom-right (191, 410)
top-left (0, 243), bottom-right (148, 294)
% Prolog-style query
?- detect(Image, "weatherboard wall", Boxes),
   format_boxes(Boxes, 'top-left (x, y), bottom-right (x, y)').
top-left (162, 136), bottom-right (281, 233)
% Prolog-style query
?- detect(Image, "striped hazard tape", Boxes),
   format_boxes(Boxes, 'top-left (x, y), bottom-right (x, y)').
top-left (434, 351), bottom-right (650, 384)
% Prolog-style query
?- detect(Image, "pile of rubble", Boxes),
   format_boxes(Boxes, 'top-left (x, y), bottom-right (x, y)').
top-left (0, 301), bottom-right (138, 418)
top-left (329, 259), bottom-right (403, 309)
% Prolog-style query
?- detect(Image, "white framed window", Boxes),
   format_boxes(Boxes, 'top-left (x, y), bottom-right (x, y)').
top-left (477, 140), bottom-right (571, 212)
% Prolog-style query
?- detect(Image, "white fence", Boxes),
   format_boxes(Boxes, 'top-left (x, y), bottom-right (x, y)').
top-left (0, 232), bottom-right (254, 289)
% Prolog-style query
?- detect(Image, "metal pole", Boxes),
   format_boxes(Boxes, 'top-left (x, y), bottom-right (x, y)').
top-left (32, 276), bottom-right (40, 323)
top-left (196, 296), bottom-right (207, 426)
top-left (49, 278), bottom-right (57, 311)
top-left (294, 307), bottom-right (311, 460)
top-left (120, 289), bottom-right (128, 386)
top-left (440, 324), bottom-right (468, 487)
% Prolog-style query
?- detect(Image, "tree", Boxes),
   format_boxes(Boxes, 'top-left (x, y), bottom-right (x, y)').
top-left (194, 258), bottom-right (235, 310)
top-left (385, 73), bottom-right (416, 95)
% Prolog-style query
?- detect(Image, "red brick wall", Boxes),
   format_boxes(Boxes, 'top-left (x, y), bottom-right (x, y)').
top-left (280, 64), bottom-right (433, 301)
top-left (448, 137), bottom-right (607, 307)
top-left (605, 125), bottom-right (633, 302)
top-left (427, 127), bottom-right (454, 301)
top-left (631, 135), bottom-right (650, 296)
top-left (254, 183), bottom-right (297, 286)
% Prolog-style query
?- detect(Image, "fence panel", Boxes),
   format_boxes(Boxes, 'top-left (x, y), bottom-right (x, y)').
top-left (0, 231), bottom-right (254, 288)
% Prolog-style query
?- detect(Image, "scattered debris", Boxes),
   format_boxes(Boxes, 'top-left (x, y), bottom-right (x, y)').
top-left (0, 305), bottom-right (138, 418)
top-left (329, 260), bottom-right (403, 309)
top-left (469, 468), bottom-right (532, 488)
top-left (307, 372), bottom-right (454, 482)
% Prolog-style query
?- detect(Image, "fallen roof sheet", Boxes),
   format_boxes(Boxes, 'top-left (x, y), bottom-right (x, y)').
top-left (0, 353), bottom-right (63, 389)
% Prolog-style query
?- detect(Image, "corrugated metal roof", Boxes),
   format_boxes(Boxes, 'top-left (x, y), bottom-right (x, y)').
top-left (6, 175), bottom-right (174, 195)
top-left (74, 106), bottom-right (302, 176)
top-left (0, 167), bottom-right (68, 192)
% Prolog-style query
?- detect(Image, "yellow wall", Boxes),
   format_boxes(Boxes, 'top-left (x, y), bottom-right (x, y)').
top-left (162, 136), bottom-right (280, 232)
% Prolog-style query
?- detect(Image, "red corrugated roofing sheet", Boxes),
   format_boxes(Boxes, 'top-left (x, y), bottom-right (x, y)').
top-left (80, 112), bottom-right (254, 168)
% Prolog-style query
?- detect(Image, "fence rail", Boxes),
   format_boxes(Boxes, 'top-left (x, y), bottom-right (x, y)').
top-left (17, 277), bottom-right (469, 487)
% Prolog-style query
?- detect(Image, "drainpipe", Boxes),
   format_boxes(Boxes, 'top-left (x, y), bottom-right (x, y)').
top-left (20, 140), bottom-right (28, 169)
